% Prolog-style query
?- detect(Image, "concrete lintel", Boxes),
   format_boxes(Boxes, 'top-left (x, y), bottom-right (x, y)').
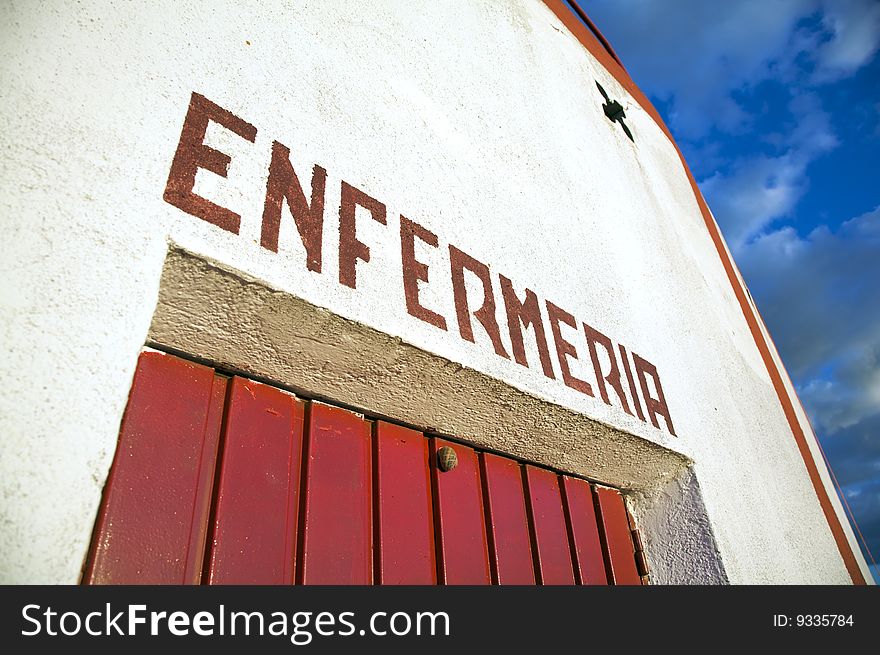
top-left (150, 246), bottom-right (692, 494)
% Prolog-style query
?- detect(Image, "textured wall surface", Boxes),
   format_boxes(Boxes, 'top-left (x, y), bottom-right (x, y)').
top-left (0, 0), bottom-right (867, 583)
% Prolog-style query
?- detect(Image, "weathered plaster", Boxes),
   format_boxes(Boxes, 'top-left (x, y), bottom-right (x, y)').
top-left (0, 0), bottom-right (866, 583)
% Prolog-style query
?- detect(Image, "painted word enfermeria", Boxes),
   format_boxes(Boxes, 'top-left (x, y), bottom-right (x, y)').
top-left (163, 92), bottom-right (676, 436)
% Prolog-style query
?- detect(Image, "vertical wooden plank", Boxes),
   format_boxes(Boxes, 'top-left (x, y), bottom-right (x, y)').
top-left (184, 374), bottom-right (228, 583)
top-left (206, 377), bottom-right (304, 585)
top-left (480, 453), bottom-right (535, 585)
top-left (432, 438), bottom-right (491, 585)
top-left (375, 422), bottom-right (436, 584)
top-left (300, 403), bottom-right (372, 585)
top-left (561, 476), bottom-right (607, 585)
top-left (84, 351), bottom-right (220, 584)
top-left (525, 466), bottom-right (576, 584)
top-left (595, 486), bottom-right (641, 585)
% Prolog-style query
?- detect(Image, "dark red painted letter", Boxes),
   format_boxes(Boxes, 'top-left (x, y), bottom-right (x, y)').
top-left (449, 245), bottom-right (509, 359)
top-left (583, 322), bottom-right (633, 416)
top-left (633, 353), bottom-right (676, 436)
top-left (261, 141), bottom-right (327, 272)
top-left (499, 275), bottom-right (555, 379)
top-left (400, 216), bottom-right (447, 331)
top-left (338, 181), bottom-right (387, 289)
top-left (546, 301), bottom-right (593, 396)
top-left (163, 92), bottom-right (257, 234)
top-left (618, 344), bottom-right (646, 422)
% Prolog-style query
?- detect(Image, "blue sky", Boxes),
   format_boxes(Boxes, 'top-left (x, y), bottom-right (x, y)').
top-left (581, 0), bottom-right (880, 582)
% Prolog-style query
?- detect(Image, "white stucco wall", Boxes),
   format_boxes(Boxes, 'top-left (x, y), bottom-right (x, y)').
top-left (0, 0), bottom-right (868, 583)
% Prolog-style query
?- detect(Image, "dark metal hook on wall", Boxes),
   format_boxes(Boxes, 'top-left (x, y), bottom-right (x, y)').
top-left (596, 81), bottom-right (634, 142)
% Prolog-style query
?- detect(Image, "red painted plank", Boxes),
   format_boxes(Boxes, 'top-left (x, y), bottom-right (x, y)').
top-left (300, 403), bottom-right (372, 584)
top-left (206, 377), bottom-right (304, 584)
top-left (480, 453), bottom-right (535, 585)
top-left (375, 422), bottom-right (436, 584)
top-left (561, 476), bottom-right (607, 585)
top-left (432, 438), bottom-right (491, 585)
top-left (184, 374), bottom-right (228, 583)
top-left (84, 351), bottom-right (221, 584)
top-left (525, 466), bottom-right (576, 584)
top-left (595, 486), bottom-right (641, 585)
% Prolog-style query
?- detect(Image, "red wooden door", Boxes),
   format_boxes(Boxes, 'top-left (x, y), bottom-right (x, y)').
top-left (83, 351), bottom-right (225, 584)
top-left (205, 377), bottom-right (304, 584)
top-left (432, 438), bottom-right (492, 585)
top-left (85, 351), bottom-right (645, 585)
top-left (562, 476), bottom-right (608, 585)
top-left (375, 422), bottom-right (436, 584)
top-left (481, 453), bottom-right (535, 584)
top-left (595, 486), bottom-right (642, 585)
top-left (525, 465), bottom-right (576, 584)
top-left (299, 403), bottom-right (373, 584)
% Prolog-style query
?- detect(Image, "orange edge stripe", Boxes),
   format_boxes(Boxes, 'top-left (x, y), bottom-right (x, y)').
top-left (565, 0), bottom-right (627, 70)
top-left (540, 0), bottom-right (866, 584)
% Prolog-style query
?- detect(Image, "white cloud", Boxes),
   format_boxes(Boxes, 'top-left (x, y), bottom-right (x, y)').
top-left (823, 413), bottom-right (880, 486)
top-left (801, 357), bottom-right (880, 433)
top-left (589, 0), bottom-right (880, 138)
top-left (786, 92), bottom-right (839, 157)
top-left (588, 0), bottom-right (821, 138)
top-left (702, 154), bottom-right (805, 249)
top-left (737, 207), bottom-right (880, 433)
top-left (813, 0), bottom-right (880, 82)
top-left (699, 93), bottom-right (837, 249)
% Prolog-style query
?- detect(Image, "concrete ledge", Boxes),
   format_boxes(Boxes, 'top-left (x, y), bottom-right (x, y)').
top-left (150, 246), bottom-right (689, 491)
top-left (148, 246), bottom-right (727, 583)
